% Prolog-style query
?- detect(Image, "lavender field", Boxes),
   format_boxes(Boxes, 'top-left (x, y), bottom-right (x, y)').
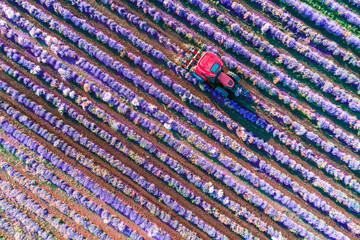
top-left (0, 0), bottom-right (360, 239)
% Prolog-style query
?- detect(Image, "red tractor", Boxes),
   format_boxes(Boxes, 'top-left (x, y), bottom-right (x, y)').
top-left (181, 48), bottom-right (247, 98)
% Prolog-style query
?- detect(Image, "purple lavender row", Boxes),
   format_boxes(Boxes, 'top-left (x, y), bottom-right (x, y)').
top-left (0, 193), bottom-right (44, 240)
top-left (37, 0), bottom-right (167, 62)
top-left (303, 0), bottom-right (360, 32)
top-left (243, 0), bottom-right (360, 73)
top-left (0, 176), bottom-right (86, 240)
top-left (0, 145), bottom-right (115, 240)
top-left (0, 214), bottom-right (27, 239)
top-left (0, 136), bottom-right (118, 240)
top-left (0, 160), bottom-right (31, 240)
top-left (63, 0), bottom-right (182, 54)
top-left (277, 0), bottom-right (360, 51)
top-left (0, 196), bottom-right (56, 240)
top-left (0, 169), bottom-right (82, 240)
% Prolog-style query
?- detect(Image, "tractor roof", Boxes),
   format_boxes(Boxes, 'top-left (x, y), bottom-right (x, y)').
top-left (197, 52), bottom-right (223, 78)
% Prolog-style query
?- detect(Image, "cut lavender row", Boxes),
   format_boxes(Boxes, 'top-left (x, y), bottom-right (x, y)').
top-left (345, 0), bottom-right (360, 8)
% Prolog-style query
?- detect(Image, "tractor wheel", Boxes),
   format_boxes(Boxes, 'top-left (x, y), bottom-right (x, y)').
top-left (227, 71), bottom-right (240, 83)
top-left (215, 87), bottom-right (229, 98)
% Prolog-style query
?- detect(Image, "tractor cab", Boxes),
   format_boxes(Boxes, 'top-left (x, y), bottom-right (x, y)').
top-left (191, 52), bottom-right (235, 89)
top-left (194, 52), bottom-right (222, 82)
top-left (181, 48), bottom-right (247, 98)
